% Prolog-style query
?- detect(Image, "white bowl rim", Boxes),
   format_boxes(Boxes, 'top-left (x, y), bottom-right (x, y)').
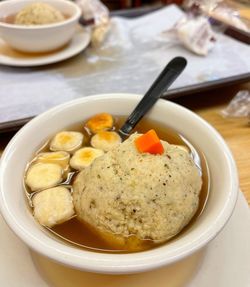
top-left (0, 93), bottom-right (239, 274)
top-left (0, 0), bottom-right (81, 29)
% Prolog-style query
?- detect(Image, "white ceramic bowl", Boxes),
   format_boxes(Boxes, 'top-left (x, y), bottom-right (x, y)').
top-left (0, 0), bottom-right (81, 53)
top-left (0, 94), bottom-right (238, 274)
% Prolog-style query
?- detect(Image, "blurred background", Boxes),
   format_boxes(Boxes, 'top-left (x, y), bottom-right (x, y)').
top-left (102, 0), bottom-right (249, 12)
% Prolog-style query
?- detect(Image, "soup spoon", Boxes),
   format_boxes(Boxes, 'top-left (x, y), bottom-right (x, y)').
top-left (118, 57), bottom-right (201, 172)
top-left (119, 56), bottom-right (187, 139)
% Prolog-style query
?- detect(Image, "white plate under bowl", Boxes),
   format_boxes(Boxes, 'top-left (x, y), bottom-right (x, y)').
top-left (0, 26), bottom-right (90, 67)
top-left (0, 191), bottom-right (249, 287)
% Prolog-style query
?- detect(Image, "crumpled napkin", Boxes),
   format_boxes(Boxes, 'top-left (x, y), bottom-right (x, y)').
top-left (221, 90), bottom-right (250, 118)
top-left (160, 11), bottom-right (217, 56)
top-left (175, 15), bottom-right (216, 56)
top-left (75, 0), bottom-right (111, 47)
top-left (183, 0), bottom-right (250, 32)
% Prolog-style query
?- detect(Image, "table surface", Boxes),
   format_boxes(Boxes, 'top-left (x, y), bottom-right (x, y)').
top-left (174, 82), bottom-right (250, 205)
top-left (0, 82), bottom-right (249, 205)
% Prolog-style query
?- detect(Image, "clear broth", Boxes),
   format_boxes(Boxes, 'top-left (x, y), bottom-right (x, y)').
top-left (24, 116), bottom-right (210, 253)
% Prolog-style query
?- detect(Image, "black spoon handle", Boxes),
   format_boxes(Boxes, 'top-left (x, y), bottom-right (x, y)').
top-left (119, 57), bottom-right (187, 137)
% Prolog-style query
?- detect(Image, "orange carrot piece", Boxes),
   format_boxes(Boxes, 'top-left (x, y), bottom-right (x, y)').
top-left (135, 129), bottom-right (164, 155)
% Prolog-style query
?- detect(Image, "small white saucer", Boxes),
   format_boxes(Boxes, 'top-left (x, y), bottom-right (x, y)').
top-left (0, 191), bottom-right (250, 287)
top-left (0, 26), bottom-right (91, 67)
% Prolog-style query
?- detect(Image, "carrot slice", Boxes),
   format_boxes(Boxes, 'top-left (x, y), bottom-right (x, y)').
top-left (135, 129), bottom-right (164, 155)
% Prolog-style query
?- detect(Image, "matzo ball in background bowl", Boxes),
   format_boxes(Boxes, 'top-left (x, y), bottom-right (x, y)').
top-left (0, 0), bottom-right (81, 52)
top-left (0, 94), bottom-right (238, 274)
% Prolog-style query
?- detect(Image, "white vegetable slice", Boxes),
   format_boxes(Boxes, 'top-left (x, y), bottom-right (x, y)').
top-left (50, 131), bottom-right (83, 153)
top-left (25, 163), bottom-right (63, 191)
top-left (70, 147), bottom-right (104, 170)
top-left (32, 186), bottom-right (74, 228)
top-left (90, 131), bottom-right (121, 151)
top-left (35, 151), bottom-right (70, 169)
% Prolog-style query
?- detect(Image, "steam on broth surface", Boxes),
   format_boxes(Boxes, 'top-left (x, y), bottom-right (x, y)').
top-left (24, 115), bottom-right (209, 253)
